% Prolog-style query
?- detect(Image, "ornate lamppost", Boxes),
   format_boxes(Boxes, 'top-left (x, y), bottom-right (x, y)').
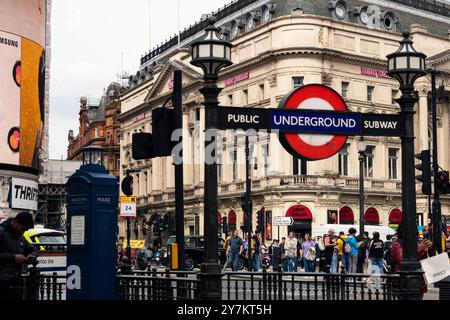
top-left (387, 31), bottom-right (427, 300)
top-left (190, 16), bottom-right (233, 300)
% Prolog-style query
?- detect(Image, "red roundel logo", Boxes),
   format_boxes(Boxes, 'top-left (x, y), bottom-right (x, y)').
top-left (278, 84), bottom-right (348, 161)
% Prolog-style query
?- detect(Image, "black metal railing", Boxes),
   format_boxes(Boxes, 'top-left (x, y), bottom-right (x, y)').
top-left (19, 266), bottom-right (401, 301)
top-left (222, 270), bottom-right (400, 301)
top-left (116, 269), bottom-right (199, 300)
top-left (21, 269), bottom-right (66, 300)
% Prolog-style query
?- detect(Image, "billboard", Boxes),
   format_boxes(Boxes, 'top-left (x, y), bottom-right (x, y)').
top-left (0, 1), bottom-right (47, 172)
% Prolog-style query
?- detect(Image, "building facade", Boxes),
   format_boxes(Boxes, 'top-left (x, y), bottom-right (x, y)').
top-left (117, 0), bottom-right (450, 244)
top-left (67, 82), bottom-right (125, 178)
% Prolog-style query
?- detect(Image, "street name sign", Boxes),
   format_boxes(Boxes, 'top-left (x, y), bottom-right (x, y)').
top-left (120, 196), bottom-right (137, 218)
top-left (273, 216), bottom-right (293, 226)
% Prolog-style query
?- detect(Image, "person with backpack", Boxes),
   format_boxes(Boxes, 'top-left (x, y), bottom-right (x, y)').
top-left (344, 228), bottom-right (363, 274)
top-left (316, 235), bottom-right (326, 272)
top-left (356, 231), bottom-right (370, 274)
top-left (330, 235), bottom-right (340, 273)
top-left (301, 233), bottom-right (316, 272)
top-left (368, 232), bottom-right (384, 274)
top-left (284, 232), bottom-right (298, 272)
top-left (337, 231), bottom-right (348, 273)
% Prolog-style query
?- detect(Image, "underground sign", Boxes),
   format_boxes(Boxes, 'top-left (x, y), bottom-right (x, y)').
top-left (277, 84), bottom-right (350, 161)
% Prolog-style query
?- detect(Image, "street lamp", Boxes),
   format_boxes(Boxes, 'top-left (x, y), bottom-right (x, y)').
top-left (387, 31), bottom-right (427, 300)
top-left (357, 137), bottom-right (366, 236)
top-left (190, 16), bottom-right (233, 300)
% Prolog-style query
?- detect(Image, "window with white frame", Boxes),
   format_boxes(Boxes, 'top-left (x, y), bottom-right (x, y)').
top-left (342, 81), bottom-right (349, 98)
top-left (338, 144), bottom-right (349, 176)
top-left (292, 77), bottom-right (304, 89)
top-left (365, 146), bottom-right (375, 177)
top-left (388, 148), bottom-right (399, 180)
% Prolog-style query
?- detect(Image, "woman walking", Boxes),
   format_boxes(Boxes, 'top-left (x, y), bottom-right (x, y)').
top-left (301, 234), bottom-right (316, 272)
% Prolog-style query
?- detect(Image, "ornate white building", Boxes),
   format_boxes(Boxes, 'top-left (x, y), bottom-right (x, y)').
top-left (117, 0), bottom-right (450, 243)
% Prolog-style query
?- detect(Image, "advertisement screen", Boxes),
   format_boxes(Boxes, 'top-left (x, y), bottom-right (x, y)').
top-left (0, 1), bottom-right (46, 172)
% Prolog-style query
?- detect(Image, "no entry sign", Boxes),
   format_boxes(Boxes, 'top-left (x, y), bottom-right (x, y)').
top-left (278, 84), bottom-right (349, 161)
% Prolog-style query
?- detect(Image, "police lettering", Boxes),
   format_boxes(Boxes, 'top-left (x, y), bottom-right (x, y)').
top-left (227, 114), bottom-right (260, 124)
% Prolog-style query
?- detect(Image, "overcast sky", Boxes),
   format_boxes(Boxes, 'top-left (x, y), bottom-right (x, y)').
top-left (49, 0), bottom-right (230, 159)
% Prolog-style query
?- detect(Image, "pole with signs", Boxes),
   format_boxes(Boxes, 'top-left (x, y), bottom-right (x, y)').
top-left (120, 196), bottom-right (137, 261)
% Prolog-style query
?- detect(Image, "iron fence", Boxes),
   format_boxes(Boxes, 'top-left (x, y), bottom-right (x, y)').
top-left (116, 269), bottom-right (199, 300)
top-left (19, 266), bottom-right (401, 301)
top-left (223, 270), bottom-right (400, 301)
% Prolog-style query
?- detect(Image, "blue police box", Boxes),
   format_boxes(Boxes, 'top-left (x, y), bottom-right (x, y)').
top-left (66, 147), bottom-right (119, 300)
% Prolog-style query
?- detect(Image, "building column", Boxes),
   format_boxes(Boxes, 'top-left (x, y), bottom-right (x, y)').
top-left (418, 90), bottom-right (429, 151)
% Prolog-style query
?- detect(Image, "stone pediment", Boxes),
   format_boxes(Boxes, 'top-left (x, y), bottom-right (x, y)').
top-left (145, 60), bottom-right (202, 101)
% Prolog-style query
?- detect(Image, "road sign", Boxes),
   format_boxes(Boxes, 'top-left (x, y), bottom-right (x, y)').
top-left (120, 196), bottom-right (137, 218)
top-left (278, 84), bottom-right (349, 161)
top-left (273, 216), bottom-right (293, 226)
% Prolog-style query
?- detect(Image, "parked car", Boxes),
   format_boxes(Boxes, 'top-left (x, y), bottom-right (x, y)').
top-left (166, 235), bottom-right (244, 271)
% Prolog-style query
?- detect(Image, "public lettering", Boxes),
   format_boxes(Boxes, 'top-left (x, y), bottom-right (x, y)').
top-left (227, 114), bottom-right (260, 124)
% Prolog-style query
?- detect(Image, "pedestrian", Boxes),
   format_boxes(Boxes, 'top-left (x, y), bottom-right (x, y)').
top-left (356, 231), bottom-right (370, 274)
top-left (117, 255), bottom-right (132, 274)
top-left (344, 228), bottom-right (363, 274)
top-left (368, 232), bottom-right (384, 274)
top-left (391, 223), bottom-right (436, 298)
top-left (330, 235), bottom-right (340, 273)
top-left (383, 234), bottom-right (394, 273)
top-left (337, 231), bottom-right (348, 273)
top-left (301, 233), bottom-right (316, 272)
top-left (0, 212), bottom-right (37, 301)
top-left (280, 237), bottom-right (287, 272)
top-left (284, 231), bottom-right (298, 272)
top-left (323, 229), bottom-right (336, 273)
top-left (226, 230), bottom-right (243, 272)
top-left (251, 231), bottom-right (262, 271)
top-left (316, 235), bottom-right (326, 272)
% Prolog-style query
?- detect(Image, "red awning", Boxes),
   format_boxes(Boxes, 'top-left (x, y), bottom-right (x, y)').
top-left (228, 210), bottom-right (236, 225)
top-left (364, 207), bottom-right (380, 223)
top-left (286, 205), bottom-right (313, 220)
top-left (339, 206), bottom-right (354, 223)
top-left (389, 209), bottom-right (402, 224)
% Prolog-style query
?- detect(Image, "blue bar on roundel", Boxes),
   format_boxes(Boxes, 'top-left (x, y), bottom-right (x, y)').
top-left (270, 110), bottom-right (361, 135)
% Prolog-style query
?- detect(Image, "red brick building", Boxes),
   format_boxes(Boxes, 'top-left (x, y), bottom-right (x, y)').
top-left (67, 82), bottom-right (125, 178)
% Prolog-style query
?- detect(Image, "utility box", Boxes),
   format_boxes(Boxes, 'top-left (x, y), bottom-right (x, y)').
top-left (66, 147), bottom-right (118, 300)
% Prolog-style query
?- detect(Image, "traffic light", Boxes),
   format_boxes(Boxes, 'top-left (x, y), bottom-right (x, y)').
top-left (437, 170), bottom-right (450, 194)
top-left (241, 194), bottom-right (246, 213)
top-left (222, 217), bottom-right (228, 235)
top-left (415, 150), bottom-right (432, 195)
top-left (121, 175), bottom-right (133, 196)
top-left (162, 214), bottom-right (170, 231)
top-left (132, 132), bottom-right (153, 160)
top-left (256, 210), bottom-right (264, 232)
top-left (151, 107), bottom-right (175, 157)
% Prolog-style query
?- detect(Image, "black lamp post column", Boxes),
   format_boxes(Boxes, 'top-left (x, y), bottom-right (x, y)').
top-left (387, 32), bottom-right (427, 300)
top-left (190, 16), bottom-right (233, 300)
top-left (199, 80), bottom-right (222, 300)
top-left (397, 87), bottom-right (423, 300)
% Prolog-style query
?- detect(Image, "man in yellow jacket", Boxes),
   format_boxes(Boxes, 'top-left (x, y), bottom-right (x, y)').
top-left (336, 231), bottom-right (348, 273)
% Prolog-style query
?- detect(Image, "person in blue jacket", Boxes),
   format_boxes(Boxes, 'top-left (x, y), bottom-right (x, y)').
top-left (344, 228), bottom-right (363, 274)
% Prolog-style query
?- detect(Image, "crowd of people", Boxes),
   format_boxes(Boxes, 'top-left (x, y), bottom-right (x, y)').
top-left (224, 225), bottom-right (447, 279)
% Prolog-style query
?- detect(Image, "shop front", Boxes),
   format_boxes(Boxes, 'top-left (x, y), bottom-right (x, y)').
top-left (228, 210), bottom-right (237, 232)
top-left (388, 208), bottom-right (402, 230)
top-left (286, 205), bottom-right (313, 239)
top-left (364, 207), bottom-right (380, 226)
top-left (339, 206), bottom-right (355, 225)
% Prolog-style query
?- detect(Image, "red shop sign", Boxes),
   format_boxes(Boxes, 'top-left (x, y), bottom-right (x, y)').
top-left (389, 209), bottom-right (402, 224)
top-left (339, 206), bottom-right (354, 223)
top-left (286, 205), bottom-right (313, 220)
top-left (228, 210), bottom-right (237, 225)
top-left (364, 207), bottom-right (380, 222)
